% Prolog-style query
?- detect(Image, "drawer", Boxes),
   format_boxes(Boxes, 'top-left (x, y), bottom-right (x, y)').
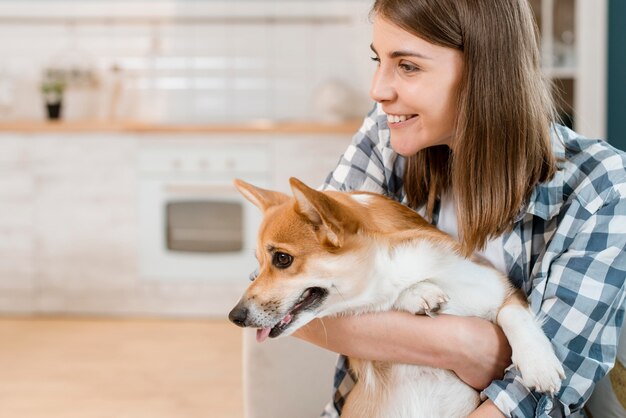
top-left (0, 135), bottom-right (27, 166)
top-left (138, 141), bottom-right (271, 175)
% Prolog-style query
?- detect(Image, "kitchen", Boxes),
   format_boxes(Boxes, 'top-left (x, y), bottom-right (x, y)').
top-left (0, 1), bottom-right (374, 416)
top-left (0, 1), bottom-right (376, 312)
top-left (0, 1), bottom-right (623, 417)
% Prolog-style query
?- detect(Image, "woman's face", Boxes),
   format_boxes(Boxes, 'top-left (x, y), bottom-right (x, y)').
top-left (370, 16), bottom-right (463, 156)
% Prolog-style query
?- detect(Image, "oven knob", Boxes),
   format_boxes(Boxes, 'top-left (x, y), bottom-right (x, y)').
top-left (172, 159), bottom-right (182, 170)
top-left (226, 159), bottom-right (236, 170)
top-left (198, 159), bottom-right (209, 170)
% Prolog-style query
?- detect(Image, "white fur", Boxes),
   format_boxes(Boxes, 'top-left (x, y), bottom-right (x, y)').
top-left (298, 240), bottom-right (562, 417)
top-left (319, 241), bottom-right (505, 417)
top-left (244, 235), bottom-right (564, 417)
top-left (312, 238), bottom-right (564, 417)
top-left (498, 305), bottom-right (565, 394)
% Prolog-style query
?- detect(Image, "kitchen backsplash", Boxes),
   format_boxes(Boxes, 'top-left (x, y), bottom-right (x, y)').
top-left (0, 1), bottom-right (374, 123)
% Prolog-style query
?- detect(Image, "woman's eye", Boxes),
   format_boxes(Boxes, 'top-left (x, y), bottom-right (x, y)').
top-left (370, 56), bottom-right (381, 64)
top-left (399, 62), bottom-right (420, 73)
top-left (272, 252), bottom-right (293, 269)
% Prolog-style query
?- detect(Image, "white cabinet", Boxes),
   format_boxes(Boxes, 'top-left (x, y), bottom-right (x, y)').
top-left (530, 0), bottom-right (607, 138)
top-left (0, 135), bottom-right (34, 312)
top-left (0, 133), bottom-right (139, 314)
top-left (28, 134), bottom-right (139, 312)
top-left (0, 131), bottom-right (353, 317)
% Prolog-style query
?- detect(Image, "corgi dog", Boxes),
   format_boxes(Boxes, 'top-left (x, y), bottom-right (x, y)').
top-left (229, 177), bottom-right (565, 418)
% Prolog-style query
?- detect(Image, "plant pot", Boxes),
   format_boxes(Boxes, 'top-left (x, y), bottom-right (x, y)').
top-left (46, 101), bottom-right (62, 120)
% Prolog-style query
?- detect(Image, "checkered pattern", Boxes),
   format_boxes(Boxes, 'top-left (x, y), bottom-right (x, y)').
top-left (319, 103), bottom-right (626, 417)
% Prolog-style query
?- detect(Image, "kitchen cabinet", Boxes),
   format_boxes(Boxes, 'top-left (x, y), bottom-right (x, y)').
top-left (27, 134), bottom-right (139, 313)
top-left (0, 131), bottom-right (353, 317)
top-left (0, 135), bottom-right (34, 312)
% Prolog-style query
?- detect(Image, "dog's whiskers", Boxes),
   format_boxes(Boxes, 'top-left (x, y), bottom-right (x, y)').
top-left (331, 284), bottom-right (347, 303)
top-left (318, 318), bottom-right (329, 345)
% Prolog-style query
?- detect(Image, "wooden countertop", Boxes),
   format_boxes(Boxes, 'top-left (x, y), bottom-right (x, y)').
top-left (0, 119), bottom-right (362, 134)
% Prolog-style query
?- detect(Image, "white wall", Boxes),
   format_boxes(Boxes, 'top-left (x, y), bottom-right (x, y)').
top-left (0, 1), bottom-right (375, 123)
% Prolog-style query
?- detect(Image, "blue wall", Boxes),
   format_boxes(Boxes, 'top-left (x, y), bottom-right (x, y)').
top-left (608, 0), bottom-right (626, 150)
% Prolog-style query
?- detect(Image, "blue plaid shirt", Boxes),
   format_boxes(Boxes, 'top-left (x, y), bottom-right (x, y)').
top-left (319, 104), bottom-right (626, 418)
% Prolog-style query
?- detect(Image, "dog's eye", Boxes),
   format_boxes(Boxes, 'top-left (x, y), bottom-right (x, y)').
top-left (272, 252), bottom-right (293, 269)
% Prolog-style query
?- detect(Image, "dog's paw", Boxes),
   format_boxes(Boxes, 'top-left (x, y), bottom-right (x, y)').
top-left (514, 342), bottom-right (565, 394)
top-left (395, 281), bottom-right (450, 317)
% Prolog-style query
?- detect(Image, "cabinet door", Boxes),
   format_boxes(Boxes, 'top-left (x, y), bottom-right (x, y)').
top-left (28, 134), bottom-right (138, 312)
top-left (0, 134), bottom-right (34, 312)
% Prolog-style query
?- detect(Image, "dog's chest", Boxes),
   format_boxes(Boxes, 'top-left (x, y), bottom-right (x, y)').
top-left (344, 360), bottom-right (480, 418)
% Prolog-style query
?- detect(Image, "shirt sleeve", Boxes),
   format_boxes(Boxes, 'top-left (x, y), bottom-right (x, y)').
top-left (322, 103), bottom-right (400, 195)
top-left (483, 188), bottom-right (626, 417)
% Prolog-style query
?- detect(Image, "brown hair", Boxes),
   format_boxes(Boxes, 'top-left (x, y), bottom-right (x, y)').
top-left (371, 0), bottom-right (557, 255)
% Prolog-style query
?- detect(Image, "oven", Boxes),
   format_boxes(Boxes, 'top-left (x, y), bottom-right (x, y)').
top-left (138, 139), bottom-right (270, 282)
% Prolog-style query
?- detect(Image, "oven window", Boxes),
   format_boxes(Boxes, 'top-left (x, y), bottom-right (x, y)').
top-left (166, 201), bottom-right (243, 253)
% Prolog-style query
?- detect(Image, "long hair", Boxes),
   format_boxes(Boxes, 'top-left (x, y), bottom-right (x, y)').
top-left (371, 0), bottom-right (557, 255)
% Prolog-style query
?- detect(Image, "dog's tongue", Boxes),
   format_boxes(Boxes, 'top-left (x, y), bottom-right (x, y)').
top-left (256, 327), bottom-right (272, 343)
top-left (256, 314), bottom-right (294, 343)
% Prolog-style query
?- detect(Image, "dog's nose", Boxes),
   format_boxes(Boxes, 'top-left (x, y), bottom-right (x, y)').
top-left (228, 305), bottom-right (248, 327)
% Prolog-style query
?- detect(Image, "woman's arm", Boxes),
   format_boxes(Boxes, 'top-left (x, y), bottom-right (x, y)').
top-left (467, 400), bottom-right (506, 418)
top-left (293, 310), bottom-right (512, 390)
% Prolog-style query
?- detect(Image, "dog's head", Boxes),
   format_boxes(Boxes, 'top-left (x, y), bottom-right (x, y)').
top-left (228, 177), bottom-right (372, 342)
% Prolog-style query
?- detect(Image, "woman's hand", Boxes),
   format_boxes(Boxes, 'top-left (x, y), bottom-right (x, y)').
top-left (293, 311), bottom-right (512, 390)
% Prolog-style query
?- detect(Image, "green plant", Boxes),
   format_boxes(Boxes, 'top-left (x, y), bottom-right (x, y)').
top-left (41, 80), bottom-right (65, 103)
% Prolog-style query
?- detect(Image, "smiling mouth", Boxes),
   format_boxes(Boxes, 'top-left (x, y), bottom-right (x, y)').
top-left (256, 287), bottom-right (328, 342)
top-left (387, 114), bottom-right (418, 125)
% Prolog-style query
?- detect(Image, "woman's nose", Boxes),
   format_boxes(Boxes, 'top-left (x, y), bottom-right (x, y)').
top-left (369, 67), bottom-right (396, 103)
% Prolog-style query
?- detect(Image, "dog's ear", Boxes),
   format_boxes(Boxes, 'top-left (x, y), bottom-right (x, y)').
top-left (234, 179), bottom-right (289, 211)
top-left (289, 177), bottom-right (356, 248)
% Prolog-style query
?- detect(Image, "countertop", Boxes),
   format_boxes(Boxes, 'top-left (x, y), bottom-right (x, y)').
top-left (0, 119), bottom-right (362, 134)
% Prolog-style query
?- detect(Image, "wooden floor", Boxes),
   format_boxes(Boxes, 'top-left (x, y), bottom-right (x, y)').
top-left (0, 317), bottom-right (243, 418)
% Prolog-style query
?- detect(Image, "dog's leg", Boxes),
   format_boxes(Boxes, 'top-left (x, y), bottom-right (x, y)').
top-left (497, 290), bottom-right (565, 393)
top-left (394, 281), bottom-right (450, 317)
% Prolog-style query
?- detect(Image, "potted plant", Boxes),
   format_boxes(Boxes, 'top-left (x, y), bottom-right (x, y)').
top-left (41, 79), bottom-right (65, 120)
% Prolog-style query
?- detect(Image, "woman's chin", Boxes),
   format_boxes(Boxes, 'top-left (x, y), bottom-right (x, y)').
top-left (390, 131), bottom-right (452, 156)
top-left (390, 135), bottom-right (426, 156)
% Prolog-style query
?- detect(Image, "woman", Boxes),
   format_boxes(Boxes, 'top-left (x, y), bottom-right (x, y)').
top-left (293, 0), bottom-right (626, 416)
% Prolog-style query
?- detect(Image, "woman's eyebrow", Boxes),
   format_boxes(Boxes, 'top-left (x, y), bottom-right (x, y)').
top-left (370, 43), bottom-right (432, 60)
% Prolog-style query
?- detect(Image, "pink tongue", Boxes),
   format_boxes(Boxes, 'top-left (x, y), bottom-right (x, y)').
top-left (256, 327), bottom-right (272, 343)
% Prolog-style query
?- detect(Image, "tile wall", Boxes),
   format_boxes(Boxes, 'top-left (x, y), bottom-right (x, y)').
top-left (0, 1), bottom-right (374, 123)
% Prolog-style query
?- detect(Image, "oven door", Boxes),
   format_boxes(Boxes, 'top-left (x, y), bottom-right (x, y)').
top-left (139, 178), bottom-right (265, 282)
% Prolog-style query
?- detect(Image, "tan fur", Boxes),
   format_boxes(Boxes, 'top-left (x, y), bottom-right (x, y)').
top-left (498, 287), bottom-right (530, 319)
top-left (504, 288), bottom-right (530, 308)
